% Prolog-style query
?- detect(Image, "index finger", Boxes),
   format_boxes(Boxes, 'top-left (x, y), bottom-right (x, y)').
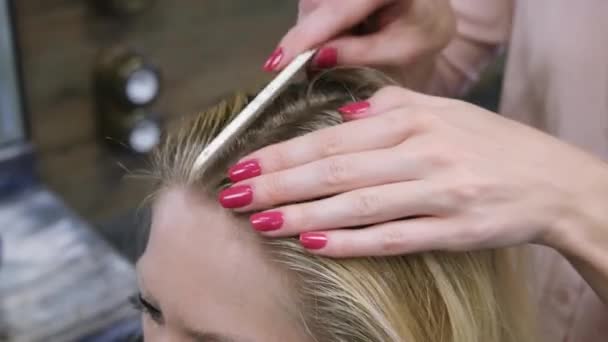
top-left (239, 107), bottom-right (417, 176)
top-left (273, 0), bottom-right (393, 69)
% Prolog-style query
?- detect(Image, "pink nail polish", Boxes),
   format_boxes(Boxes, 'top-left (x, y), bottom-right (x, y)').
top-left (250, 211), bottom-right (284, 232)
top-left (229, 159), bottom-right (262, 182)
top-left (313, 47), bottom-right (338, 69)
top-left (263, 47), bottom-right (284, 72)
top-left (300, 233), bottom-right (327, 250)
top-left (218, 185), bottom-right (253, 208)
top-left (338, 101), bottom-right (370, 119)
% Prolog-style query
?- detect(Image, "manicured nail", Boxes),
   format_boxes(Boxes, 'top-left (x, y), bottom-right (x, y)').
top-left (263, 47), bottom-right (284, 72)
top-left (300, 232), bottom-right (327, 250)
top-left (250, 211), bottom-right (284, 232)
top-left (229, 159), bottom-right (261, 182)
top-left (313, 47), bottom-right (338, 69)
top-left (338, 101), bottom-right (370, 119)
top-left (218, 185), bottom-right (253, 208)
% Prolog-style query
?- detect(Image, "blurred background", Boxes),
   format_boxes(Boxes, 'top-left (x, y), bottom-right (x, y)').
top-left (0, 1), bottom-right (503, 341)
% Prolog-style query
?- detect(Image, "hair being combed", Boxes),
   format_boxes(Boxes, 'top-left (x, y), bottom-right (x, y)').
top-left (150, 68), bottom-right (534, 342)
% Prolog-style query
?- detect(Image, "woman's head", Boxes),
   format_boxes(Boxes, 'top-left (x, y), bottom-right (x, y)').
top-left (136, 69), bottom-right (533, 341)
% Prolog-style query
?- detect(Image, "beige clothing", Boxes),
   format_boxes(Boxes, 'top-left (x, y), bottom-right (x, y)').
top-left (436, 0), bottom-right (608, 341)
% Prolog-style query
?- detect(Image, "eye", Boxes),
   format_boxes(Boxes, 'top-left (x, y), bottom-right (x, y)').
top-left (130, 293), bottom-right (164, 324)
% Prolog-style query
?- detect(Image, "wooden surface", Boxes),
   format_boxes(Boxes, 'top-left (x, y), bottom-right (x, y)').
top-left (0, 186), bottom-right (139, 341)
top-left (15, 0), bottom-right (296, 152)
top-left (11, 0), bottom-right (296, 248)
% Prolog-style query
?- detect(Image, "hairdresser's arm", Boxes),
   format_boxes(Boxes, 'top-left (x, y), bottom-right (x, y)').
top-left (224, 87), bottom-right (608, 302)
top-left (269, 0), bottom-right (513, 96)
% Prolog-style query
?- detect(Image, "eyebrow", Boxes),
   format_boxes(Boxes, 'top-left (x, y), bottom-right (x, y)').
top-left (136, 272), bottom-right (248, 342)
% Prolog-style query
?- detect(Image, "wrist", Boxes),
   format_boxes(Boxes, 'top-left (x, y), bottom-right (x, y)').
top-left (546, 164), bottom-right (608, 258)
top-left (546, 163), bottom-right (608, 302)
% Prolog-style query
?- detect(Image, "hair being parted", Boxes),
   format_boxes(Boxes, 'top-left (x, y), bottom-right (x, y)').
top-left (149, 68), bottom-right (534, 342)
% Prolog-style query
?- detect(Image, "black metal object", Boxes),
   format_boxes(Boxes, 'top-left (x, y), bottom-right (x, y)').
top-left (94, 47), bottom-right (164, 154)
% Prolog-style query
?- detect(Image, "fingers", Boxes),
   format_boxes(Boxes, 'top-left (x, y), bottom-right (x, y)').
top-left (227, 147), bottom-right (421, 211)
top-left (253, 149), bottom-right (415, 209)
top-left (273, 0), bottom-right (391, 70)
top-left (243, 105), bottom-right (421, 174)
top-left (250, 180), bottom-right (451, 237)
top-left (337, 86), bottom-right (438, 122)
top-left (366, 86), bottom-right (433, 115)
top-left (299, 218), bottom-right (465, 258)
top-left (321, 28), bottom-right (426, 69)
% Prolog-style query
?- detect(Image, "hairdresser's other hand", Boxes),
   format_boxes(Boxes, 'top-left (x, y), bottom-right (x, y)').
top-left (222, 86), bottom-right (608, 266)
top-left (264, 0), bottom-right (455, 85)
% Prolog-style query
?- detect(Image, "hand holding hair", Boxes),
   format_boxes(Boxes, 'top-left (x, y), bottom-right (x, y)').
top-left (221, 86), bottom-right (608, 302)
top-left (147, 70), bottom-right (537, 341)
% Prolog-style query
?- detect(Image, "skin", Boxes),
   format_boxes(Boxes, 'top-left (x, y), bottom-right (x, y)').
top-left (275, 0), bottom-right (455, 88)
top-left (136, 188), bottom-right (312, 342)
top-left (229, 86), bottom-right (608, 302)
top-left (235, 0), bottom-right (608, 302)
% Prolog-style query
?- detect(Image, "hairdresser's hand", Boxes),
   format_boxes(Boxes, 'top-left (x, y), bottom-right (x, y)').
top-left (264, 0), bottom-right (455, 86)
top-left (222, 86), bottom-right (608, 267)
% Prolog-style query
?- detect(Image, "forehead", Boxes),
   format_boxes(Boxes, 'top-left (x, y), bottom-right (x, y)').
top-left (137, 187), bottom-right (302, 339)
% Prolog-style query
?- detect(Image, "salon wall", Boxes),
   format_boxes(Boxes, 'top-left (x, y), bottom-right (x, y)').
top-left (15, 1), bottom-right (295, 151)
top-left (12, 1), bottom-right (296, 248)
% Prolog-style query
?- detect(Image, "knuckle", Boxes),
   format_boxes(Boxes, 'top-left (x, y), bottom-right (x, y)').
top-left (322, 156), bottom-right (353, 187)
top-left (410, 110), bottom-right (439, 131)
top-left (352, 191), bottom-right (382, 219)
top-left (379, 229), bottom-right (408, 255)
top-left (382, 111), bottom-right (411, 137)
top-left (269, 147), bottom-right (295, 170)
top-left (437, 97), bottom-right (466, 112)
top-left (384, 109), bottom-right (436, 140)
top-left (318, 131), bottom-right (345, 157)
top-left (421, 146), bottom-right (455, 169)
top-left (261, 174), bottom-right (289, 204)
top-left (443, 180), bottom-right (485, 207)
top-left (286, 204), bottom-right (311, 231)
top-left (298, 0), bottom-right (320, 15)
top-left (375, 85), bottom-right (406, 102)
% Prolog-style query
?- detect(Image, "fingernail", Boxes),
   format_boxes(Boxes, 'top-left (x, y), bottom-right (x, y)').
top-left (218, 185), bottom-right (253, 208)
top-left (229, 159), bottom-right (261, 182)
top-left (313, 47), bottom-right (338, 69)
top-left (250, 211), bottom-right (284, 232)
top-left (300, 232), bottom-right (327, 250)
top-left (338, 101), bottom-right (370, 119)
top-left (263, 47), bottom-right (284, 72)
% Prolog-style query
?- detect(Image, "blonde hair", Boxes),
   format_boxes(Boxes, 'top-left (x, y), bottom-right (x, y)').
top-left (150, 69), bottom-right (534, 342)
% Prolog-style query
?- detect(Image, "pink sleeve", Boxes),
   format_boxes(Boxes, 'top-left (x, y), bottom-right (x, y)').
top-left (427, 0), bottom-right (514, 96)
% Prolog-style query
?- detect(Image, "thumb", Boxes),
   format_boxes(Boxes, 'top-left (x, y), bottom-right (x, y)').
top-left (268, 0), bottom-right (391, 71)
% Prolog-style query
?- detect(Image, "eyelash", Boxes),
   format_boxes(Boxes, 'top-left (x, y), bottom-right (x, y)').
top-left (130, 293), bottom-right (164, 324)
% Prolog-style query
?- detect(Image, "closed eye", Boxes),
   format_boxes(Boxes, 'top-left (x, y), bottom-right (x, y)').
top-left (130, 293), bottom-right (164, 324)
